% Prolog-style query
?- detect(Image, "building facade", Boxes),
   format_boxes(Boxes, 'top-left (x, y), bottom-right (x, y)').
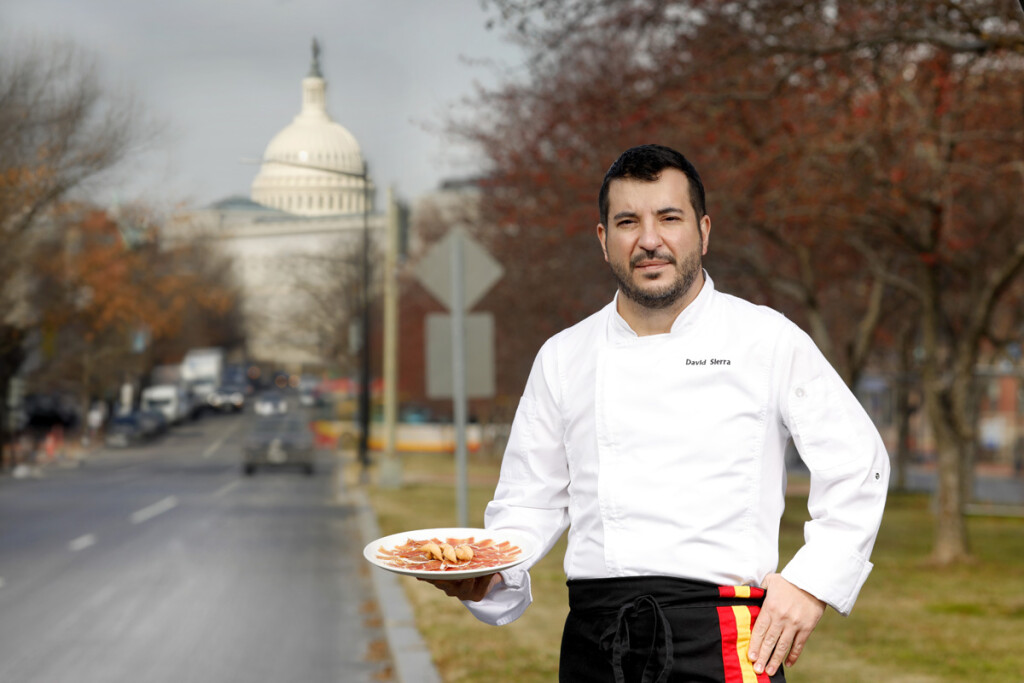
top-left (167, 41), bottom-right (384, 369)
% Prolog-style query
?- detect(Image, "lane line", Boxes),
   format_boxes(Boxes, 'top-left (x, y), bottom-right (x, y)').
top-left (0, 577), bottom-right (5, 588)
top-left (69, 534), bottom-right (97, 551)
top-left (130, 496), bottom-right (179, 524)
top-left (213, 480), bottom-right (240, 497)
top-left (202, 419), bottom-right (244, 459)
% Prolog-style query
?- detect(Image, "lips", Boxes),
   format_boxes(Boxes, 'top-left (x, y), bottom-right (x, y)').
top-left (631, 252), bottom-right (675, 269)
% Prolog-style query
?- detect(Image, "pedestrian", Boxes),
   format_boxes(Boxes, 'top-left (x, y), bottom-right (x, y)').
top-left (421, 144), bottom-right (890, 681)
top-left (86, 400), bottom-right (106, 446)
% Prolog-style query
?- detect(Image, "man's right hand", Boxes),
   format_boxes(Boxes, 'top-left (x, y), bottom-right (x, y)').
top-left (417, 572), bottom-right (502, 602)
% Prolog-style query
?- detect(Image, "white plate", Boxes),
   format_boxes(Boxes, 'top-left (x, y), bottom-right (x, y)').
top-left (363, 527), bottom-right (534, 579)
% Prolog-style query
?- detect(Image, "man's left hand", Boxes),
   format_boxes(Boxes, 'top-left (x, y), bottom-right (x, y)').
top-left (747, 573), bottom-right (826, 676)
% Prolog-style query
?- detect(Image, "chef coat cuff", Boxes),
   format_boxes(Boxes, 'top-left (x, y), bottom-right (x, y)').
top-left (461, 564), bottom-right (533, 626)
top-left (780, 544), bottom-right (873, 617)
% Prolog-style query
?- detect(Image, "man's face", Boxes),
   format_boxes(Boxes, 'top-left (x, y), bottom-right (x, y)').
top-left (597, 168), bottom-right (711, 310)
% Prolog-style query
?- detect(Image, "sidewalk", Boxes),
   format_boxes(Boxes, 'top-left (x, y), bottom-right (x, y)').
top-left (1, 437), bottom-right (98, 479)
top-left (350, 485), bottom-right (442, 683)
top-left (332, 453), bottom-right (442, 683)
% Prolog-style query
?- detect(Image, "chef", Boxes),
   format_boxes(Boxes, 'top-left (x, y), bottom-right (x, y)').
top-left (422, 144), bottom-right (889, 682)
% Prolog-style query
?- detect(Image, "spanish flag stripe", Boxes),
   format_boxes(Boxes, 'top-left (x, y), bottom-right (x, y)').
top-left (738, 605), bottom-right (773, 682)
top-left (717, 605), bottom-right (744, 683)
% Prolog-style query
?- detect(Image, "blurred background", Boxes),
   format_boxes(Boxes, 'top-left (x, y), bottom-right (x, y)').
top-left (2, 1), bottom-right (1023, 681)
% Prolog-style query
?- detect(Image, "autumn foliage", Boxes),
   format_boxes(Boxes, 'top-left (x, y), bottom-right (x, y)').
top-left (456, 0), bottom-right (1024, 562)
top-left (27, 205), bottom-right (242, 410)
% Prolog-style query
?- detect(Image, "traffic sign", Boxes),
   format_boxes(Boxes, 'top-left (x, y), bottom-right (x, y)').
top-left (414, 228), bottom-right (503, 310)
top-left (424, 312), bottom-right (495, 399)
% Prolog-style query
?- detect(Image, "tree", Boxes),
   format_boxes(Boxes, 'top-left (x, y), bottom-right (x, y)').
top-left (0, 37), bottom-right (151, 449)
top-left (27, 205), bottom-right (242, 418)
top-left (467, 0), bottom-right (1024, 563)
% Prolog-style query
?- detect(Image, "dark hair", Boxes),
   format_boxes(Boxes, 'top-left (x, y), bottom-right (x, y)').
top-left (598, 144), bottom-right (706, 226)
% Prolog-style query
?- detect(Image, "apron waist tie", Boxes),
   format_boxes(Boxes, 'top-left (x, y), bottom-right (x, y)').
top-left (598, 594), bottom-right (674, 683)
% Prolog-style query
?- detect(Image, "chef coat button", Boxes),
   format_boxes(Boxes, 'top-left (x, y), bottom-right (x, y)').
top-left (795, 387), bottom-right (805, 398)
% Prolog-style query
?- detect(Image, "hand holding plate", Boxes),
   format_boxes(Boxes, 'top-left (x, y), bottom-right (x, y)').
top-left (418, 573), bottom-right (502, 602)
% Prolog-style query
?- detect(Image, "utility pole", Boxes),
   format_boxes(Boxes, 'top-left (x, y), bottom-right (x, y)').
top-left (378, 187), bottom-right (402, 488)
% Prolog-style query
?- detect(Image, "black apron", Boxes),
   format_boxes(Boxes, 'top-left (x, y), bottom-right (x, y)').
top-left (560, 576), bottom-right (786, 683)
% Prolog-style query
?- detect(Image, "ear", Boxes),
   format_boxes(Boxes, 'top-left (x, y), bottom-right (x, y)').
top-left (699, 214), bottom-right (711, 256)
top-left (597, 223), bottom-right (609, 262)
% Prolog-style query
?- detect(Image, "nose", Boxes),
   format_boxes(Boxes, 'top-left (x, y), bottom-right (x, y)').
top-left (636, 215), bottom-right (663, 251)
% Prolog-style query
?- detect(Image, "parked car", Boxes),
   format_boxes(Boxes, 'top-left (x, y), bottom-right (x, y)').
top-left (254, 390), bottom-right (288, 417)
top-left (105, 413), bottom-right (149, 447)
top-left (297, 375), bottom-right (320, 407)
top-left (242, 417), bottom-right (314, 475)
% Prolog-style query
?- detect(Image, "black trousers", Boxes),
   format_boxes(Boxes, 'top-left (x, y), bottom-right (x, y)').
top-left (560, 576), bottom-right (786, 683)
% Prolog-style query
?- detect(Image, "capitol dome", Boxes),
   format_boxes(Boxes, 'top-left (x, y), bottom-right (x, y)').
top-left (251, 41), bottom-right (374, 216)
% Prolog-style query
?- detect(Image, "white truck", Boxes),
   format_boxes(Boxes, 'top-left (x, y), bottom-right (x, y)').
top-left (181, 347), bottom-right (225, 412)
top-left (140, 384), bottom-right (191, 425)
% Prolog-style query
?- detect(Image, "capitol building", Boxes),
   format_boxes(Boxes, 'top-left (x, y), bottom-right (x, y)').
top-left (167, 41), bottom-right (386, 368)
top-left (250, 41), bottom-right (372, 217)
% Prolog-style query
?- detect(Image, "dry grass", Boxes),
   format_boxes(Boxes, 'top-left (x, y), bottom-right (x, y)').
top-left (365, 453), bottom-right (1024, 682)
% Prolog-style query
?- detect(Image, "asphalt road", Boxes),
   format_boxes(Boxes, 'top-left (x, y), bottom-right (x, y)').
top-left (0, 407), bottom-right (392, 683)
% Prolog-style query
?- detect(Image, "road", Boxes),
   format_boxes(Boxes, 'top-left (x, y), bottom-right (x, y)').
top-left (0, 406), bottom-right (391, 683)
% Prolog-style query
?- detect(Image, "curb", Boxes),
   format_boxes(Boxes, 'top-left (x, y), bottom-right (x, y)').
top-left (352, 487), bottom-right (442, 683)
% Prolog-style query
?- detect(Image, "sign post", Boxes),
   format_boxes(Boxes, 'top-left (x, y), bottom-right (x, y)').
top-left (450, 232), bottom-right (469, 527)
top-left (415, 228), bottom-right (503, 527)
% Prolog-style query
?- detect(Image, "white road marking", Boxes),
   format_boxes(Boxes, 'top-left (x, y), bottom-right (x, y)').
top-left (202, 420), bottom-right (243, 458)
top-left (130, 496), bottom-right (179, 524)
top-left (69, 534), bottom-right (97, 551)
top-left (213, 480), bottom-right (240, 497)
top-left (0, 577), bottom-right (6, 588)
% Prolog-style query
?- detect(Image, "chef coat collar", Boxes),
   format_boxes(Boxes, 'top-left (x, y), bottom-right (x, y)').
top-left (608, 270), bottom-right (715, 342)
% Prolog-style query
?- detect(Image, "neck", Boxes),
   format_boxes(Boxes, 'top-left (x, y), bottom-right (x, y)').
top-left (617, 272), bottom-right (705, 336)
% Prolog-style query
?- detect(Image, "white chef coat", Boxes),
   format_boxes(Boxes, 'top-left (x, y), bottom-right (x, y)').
top-left (464, 273), bottom-right (889, 626)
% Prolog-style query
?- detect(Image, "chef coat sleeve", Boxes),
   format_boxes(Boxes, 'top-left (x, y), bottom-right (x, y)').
top-left (463, 339), bottom-right (570, 626)
top-left (778, 325), bottom-right (890, 616)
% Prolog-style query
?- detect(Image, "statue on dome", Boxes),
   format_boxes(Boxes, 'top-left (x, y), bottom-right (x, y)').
top-left (309, 37), bottom-right (322, 78)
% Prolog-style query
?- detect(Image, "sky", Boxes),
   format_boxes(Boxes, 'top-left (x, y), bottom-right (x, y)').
top-left (1, 0), bottom-right (526, 209)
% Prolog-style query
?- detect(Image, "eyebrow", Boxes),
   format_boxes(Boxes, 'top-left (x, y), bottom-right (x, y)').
top-left (612, 206), bottom-right (686, 221)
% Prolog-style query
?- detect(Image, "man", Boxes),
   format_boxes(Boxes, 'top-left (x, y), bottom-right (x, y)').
top-left (424, 144), bottom-right (889, 681)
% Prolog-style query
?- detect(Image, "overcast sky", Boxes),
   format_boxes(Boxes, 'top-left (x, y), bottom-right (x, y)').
top-left (2, 0), bottom-right (525, 209)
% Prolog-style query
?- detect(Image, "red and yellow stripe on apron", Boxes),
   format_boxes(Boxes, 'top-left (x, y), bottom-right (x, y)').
top-left (717, 586), bottom-right (771, 683)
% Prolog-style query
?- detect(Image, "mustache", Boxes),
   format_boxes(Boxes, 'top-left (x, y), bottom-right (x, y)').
top-left (630, 251), bottom-right (677, 267)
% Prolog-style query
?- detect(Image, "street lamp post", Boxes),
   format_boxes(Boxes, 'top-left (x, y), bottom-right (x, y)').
top-left (357, 160), bottom-right (371, 480)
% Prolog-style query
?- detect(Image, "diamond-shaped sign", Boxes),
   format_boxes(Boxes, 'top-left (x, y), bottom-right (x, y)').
top-left (414, 228), bottom-right (504, 310)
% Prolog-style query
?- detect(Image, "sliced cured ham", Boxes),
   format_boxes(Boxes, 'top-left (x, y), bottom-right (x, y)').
top-left (377, 535), bottom-right (522, 572)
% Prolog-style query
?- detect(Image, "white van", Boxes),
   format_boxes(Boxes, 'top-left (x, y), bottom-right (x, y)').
top-left (141, 384), bottom-right (191, 425)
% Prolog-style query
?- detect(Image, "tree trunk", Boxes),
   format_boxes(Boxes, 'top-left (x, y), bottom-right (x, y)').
top-left (0, 324), bottom-right (27, 459)
top-left (893, 374), bottom-right (911, 491)
top-left (926, 390), bottom-right (971, 564)
top-left (959, 377), bottom-right (981, 507)
top-left (893, 329), bottom-right (917, 492)
top-left (932, 437), bottom-right (970, 564)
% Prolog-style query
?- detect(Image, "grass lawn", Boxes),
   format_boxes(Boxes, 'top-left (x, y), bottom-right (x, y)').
top-left (365, 453), bottom-right (1024, 682)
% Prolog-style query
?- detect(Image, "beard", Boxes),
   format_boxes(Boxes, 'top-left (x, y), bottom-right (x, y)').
top-left (608, 243), bottom-right (703, 310)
